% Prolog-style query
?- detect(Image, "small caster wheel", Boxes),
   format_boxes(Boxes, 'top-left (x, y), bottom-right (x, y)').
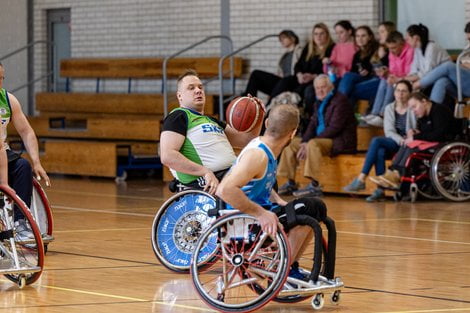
top-left (115, 171), bottom-right (127, 183)
top-left (330, 290), bottom-right (341, 305)
top-left (44, 243), bottom-right (48, 254)
top-left (393, 191), bottom-right (402, 202)
top-left (217, 293), bottom-right (225, 302)
top-left (311, 293), bottom-right (324, 310)
top-left (410, 183), bottom-right (418, 202)
top-left (18, 275), bottom-right (26, 289)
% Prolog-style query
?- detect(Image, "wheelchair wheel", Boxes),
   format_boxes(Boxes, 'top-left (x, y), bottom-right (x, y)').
top-left (191, 212), bottom-right (291, 312)
top-left (430, 142), bottom-right (470, 202)
top-left (31, 179), bottom-right (54, 243)
top-left (416, 180), bottom-right (442, 200)
top-left (151, 190), bottom-right (217, 272)
top-left (0, 186), bottom-right (45, 286)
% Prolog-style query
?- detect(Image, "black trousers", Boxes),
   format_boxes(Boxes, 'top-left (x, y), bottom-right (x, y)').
top-left (244, 70), bottom-right (281, 97)
top-left (7, 151), bottom-right (33, 219)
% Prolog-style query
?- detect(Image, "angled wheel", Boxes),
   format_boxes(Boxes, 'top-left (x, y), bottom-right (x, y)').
top-left (191, 212), bottom-right (291, 312)
top-left (430, 142), bottom-right (470, 202)
top-left (31, 179), bottom-right (54, 240)
top-left (151, 190), bottom-right (217, 272)
top-left (0, 186), bottom-right (45, 286)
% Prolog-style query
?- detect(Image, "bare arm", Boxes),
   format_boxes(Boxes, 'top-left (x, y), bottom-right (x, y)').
top-left (0, 126), bottom-right (8, 186)
top-left (216, 149), bottom-right (279, 236)
top-left (160, 130), bottom-right (218, 194)
top-left (9, 93), bottom-right (50, 187)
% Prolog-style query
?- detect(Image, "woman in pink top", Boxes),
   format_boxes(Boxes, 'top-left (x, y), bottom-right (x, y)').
top-left (323, 20), bottom-right (357, 79)
top-left (364, 31), bottom-right (414, 127)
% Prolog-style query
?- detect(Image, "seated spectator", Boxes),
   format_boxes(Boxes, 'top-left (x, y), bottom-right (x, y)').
top-left (243, 30), bottom-right (302, 98)
top-left (343, 80), bottom-right (416, 201)
top-left (337, 25), bottom-right (381, 106)
top-left (322, 20), bottom-right (357, 80)
top-left (404, 24), bottom-right (450, 84)
top-left (269, 23), bottom-right (335, 108)
top-left (277, 74), bottom-right (357, 197)
top-left (370, 92), bottom-right (455, 189)
top-left (363, 31), bottom-right (414, 127)
top-left (375, 21), bottom-right (396, 67)
top-left (413, 22), bottom-right (470, 105)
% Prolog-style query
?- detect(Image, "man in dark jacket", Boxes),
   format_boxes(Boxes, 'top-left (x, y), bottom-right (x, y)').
top-left (278, 74), bottom-right (357, 196)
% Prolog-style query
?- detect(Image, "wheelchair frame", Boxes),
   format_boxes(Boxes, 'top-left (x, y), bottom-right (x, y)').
top-left (190, 208), bottom-right (343, 312)
top-left (0, 185), bottom-right (45, 288)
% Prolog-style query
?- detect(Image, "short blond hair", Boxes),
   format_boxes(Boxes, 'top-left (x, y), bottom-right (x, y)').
top-left (265, 104), bottom-right (299, 139)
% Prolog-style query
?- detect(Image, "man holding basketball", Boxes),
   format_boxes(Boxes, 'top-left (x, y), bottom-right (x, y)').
top-left (160, 69), bottom-right (264, 194)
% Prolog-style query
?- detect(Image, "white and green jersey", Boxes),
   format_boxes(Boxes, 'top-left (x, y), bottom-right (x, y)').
top-left (0, 88), bottom-right (12, 149)
top-left (162, 108), bottom-right (236, 184)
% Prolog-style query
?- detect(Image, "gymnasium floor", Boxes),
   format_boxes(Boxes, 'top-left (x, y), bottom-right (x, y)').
top-left (1, 175), bottom-right (469, 312)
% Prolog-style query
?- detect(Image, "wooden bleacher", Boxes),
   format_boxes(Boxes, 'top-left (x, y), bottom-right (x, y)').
top-left (20, 56), bottom-right (243, 178)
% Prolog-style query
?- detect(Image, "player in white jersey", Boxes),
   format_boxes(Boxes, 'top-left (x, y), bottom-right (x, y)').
top-left (160, 69), bottom-right (264, 194)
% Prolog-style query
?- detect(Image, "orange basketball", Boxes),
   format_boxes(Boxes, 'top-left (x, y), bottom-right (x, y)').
top-left (226, 97), bottom-right (263, 132)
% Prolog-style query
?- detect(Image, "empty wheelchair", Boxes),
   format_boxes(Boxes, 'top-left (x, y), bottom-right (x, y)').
top-left (0, 185), bottom-right (45, 288)
top-left (190, 208), bottom-right (343, 312)
top-left (151, 190), bottom-right (218, 272)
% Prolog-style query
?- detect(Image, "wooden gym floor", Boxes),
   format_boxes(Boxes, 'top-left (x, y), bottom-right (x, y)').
top-left (1, 175), bottom-right (469, 312)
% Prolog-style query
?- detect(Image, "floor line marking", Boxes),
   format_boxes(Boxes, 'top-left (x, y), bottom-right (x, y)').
top-left (376, 308), bottom-right (470, 313)
top-left (53, 227), bottom-right (150, 233)
top-left (338, 230), bottom-right (470, 245)
top-left (39, 285), bottom-right (215, 312)
top-left (53, 205), bottom-right (155, 217)
top-left (50, 188), bottom-right (166, 201)
top-left (335, 218), bottom-right (470, 225)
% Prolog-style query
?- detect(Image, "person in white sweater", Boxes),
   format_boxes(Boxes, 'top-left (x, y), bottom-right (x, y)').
top-left (343, 80), bottom-right (416, 202)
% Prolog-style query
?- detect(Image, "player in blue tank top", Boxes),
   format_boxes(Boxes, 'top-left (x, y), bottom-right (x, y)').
top-left (217, 104), bottom-right (329, 269)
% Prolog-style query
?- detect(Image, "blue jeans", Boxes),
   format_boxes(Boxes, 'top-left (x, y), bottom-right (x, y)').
top-left (337, 72), bottom-right (380, 104)
top-left (370, 78), bottom-right (394, 116)
top-left (419, 61), bottom-right (470, 104)
top-left (361, 136), bottom-right (400, 176)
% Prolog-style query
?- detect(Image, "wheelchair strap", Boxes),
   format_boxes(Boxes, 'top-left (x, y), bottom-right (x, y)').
top-left (284, 201), bottom-right (298, 230)
top-left (0, 229), bottom-right (13, 240)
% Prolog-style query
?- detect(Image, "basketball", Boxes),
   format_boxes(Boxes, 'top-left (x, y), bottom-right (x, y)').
top-left (226, 96), bottom-right (263, 132)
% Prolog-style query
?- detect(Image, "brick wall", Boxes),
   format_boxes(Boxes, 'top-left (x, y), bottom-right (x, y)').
top-left (31, 0), bottom-right (470, 99)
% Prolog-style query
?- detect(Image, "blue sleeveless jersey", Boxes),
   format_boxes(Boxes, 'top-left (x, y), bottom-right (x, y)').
top-left (228, 138), bottom-right (277, 211)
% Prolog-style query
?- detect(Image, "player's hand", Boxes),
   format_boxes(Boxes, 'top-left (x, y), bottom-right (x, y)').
top-left (257, 209), bottom-right (279, 238)
top-left (0, 183), bottom-right (15, 195)
top-left (202, 170), bottom-right (219, 195)
top-left (33, 164), bottom-right (51, 187)
top-left (296, 142), bottom-right (308, 160)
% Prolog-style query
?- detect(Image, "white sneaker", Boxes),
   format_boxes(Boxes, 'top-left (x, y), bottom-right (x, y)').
top-left (366, 116), bottom-right (384, 127)
top-left (15, 219), bottom-right (35, 242)
top-left (361, 114), bottom-right (375, 122)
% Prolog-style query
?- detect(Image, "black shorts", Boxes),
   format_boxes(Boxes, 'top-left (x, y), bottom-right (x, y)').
top-left (271, 197), bottom-right (327, 231)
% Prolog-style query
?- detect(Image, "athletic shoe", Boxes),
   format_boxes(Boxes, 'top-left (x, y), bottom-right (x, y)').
top-left (343, 178), bottom-right (366, 192)
top-left (378, 169), bottom-right (400, 189)
top-left (287, 261), bottom-right (308, 288)
top-left (366, 188), bottom-right (386, 202)
top-left (292, 182), bottom-right (323, 197)
top-left (366, 116), bottom-right (384, 127)
top-left (15, 219), bottom-right (35, 243)
top-left (278, 181), bottom-right (298, 196)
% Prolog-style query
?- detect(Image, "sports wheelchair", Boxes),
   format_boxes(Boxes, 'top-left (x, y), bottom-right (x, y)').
top-left (0, 185), bottom-right (45, 288)
top-left (190, 206), bottom-right (343, 312)
top-left (394, 141), bottom-right (470, 202)
top-left (31, 178), bottom-right (55, 251)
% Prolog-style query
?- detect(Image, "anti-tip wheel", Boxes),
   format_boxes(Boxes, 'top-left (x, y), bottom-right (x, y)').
top-left (115, 171), bottom-right (128, 183)
top-left (18, 275), bottom-right (26, 289)
top-left (311, 293), bottom-right (324, 310)
top-left (330, 290), bottom-right (341, 305)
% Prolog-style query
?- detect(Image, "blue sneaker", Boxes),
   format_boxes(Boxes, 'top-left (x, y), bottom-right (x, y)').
top-left (366, 188), bottom-right (386, 202)
top-left (292, 183), bottom-right (323, 197)
top-left (278, 181), bottom-right (298, 196)
top-left (288, 262), bottom-right (308, 288)
top-left (343, 178), bottom-right (366, 192)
